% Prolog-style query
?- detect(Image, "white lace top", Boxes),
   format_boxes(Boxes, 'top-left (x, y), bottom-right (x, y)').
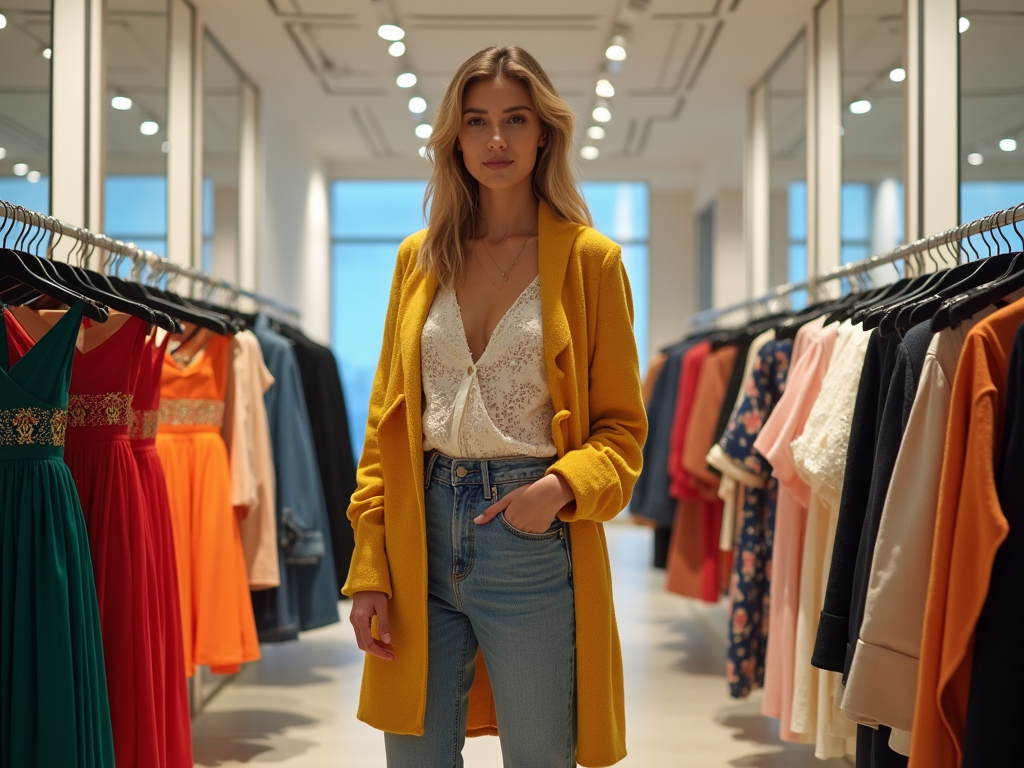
top-left (420, 275), bottom-right (556, 459)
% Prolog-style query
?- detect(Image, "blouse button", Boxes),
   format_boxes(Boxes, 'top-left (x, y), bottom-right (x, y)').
top-left (467, 365), bottom-right (473, 375)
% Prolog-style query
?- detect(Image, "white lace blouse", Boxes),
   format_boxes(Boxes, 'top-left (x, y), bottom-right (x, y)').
top-left (420, 275), bottom-right (556, 459)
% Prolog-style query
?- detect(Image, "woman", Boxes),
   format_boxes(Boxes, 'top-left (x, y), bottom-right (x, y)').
top-left (343, 45), bottom-right (647, 768)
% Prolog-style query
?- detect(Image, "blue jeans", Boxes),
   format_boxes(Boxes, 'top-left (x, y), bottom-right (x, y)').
top-left (385, 451), bottom-right (577, 768)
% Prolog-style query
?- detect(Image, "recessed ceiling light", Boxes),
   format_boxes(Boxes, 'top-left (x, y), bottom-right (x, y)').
top-left (388, 41), bottom-right (406, 57)
top-left (42, 47), bottom-right (51, 60)
top-left (418, 146), bottom-right (428, 158)
top-left (140, 120), bottom-right (159, 135)
top-left (378, 24), bottom-right (405, 42)
top-left (605, 44), bottom-right (626, 62)
top-left (0, 147), bottom-right (6, 160)
top-left (849, 99), bottom-right (872, 114)
top-left (592, 106), bottom-right (611, 123)
top-left (595, 79), bottom-right (615, 98)
top-left (580, 146), bottom-right (600, 160)
top-left (959, 16), bottom-right (970, 33)
top-left (889, 67), bottom-right (906, 82)
top-left (586, 126), bottom-right (606, 140)
top-left (111, 95), bottom-right (132, 110)
top-left (26, 170), bottom-right (41, 183)
top-left (0, 13), bottom-right (7, 29)
top-left (161, 141), bottom-right (169, 153)
top-left (415, 123), bottom-right (432, 139)
top-left (409, 96), bottom-right (427, 114)
top-left (605, 34), bottom-right (627, 62)
top-left (967, 152), bottom-right (984, 166)
top-left (396, 72), bottom-right (417, 88)
top-left (12, 163), bottom-right (28, 176)
top-left (999, 138), bottom-right (1017, 152)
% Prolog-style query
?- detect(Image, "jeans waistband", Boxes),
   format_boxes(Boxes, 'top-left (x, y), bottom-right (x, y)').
top-left (424, 450), bottom-right (555, 495)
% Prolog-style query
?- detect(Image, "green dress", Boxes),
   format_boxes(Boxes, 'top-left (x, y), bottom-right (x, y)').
top-left (0, 301), bottom-right (115, 768)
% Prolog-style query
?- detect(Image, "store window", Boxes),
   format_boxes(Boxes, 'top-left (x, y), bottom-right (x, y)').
top-left (201, 34), bottom-right (243, 281)
top-left (959, 2), bottom-right (1024, 234)
top-left (767, 33), bottom-right (807, 292)
top-left (104, 0), bottom-right (170, 257)
top-left (841, 0), bottom-right (905, 263)
top-left (0, 0), bottom-right (52, 212)
top-left (330, 180), bottom-right (650, 457)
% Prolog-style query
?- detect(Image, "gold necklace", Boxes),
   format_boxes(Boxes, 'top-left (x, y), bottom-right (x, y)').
top-left (478, 229), bottom-right (534, 283)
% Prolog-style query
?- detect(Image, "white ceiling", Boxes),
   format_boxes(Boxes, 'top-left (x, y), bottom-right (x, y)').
top-left (196, 0), bottom-right (815, 190)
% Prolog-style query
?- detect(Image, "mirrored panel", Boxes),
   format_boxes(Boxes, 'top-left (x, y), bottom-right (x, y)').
top-left (105, 0), bottom-right (170, 258)
top-left (959, 0), bottom-right (1024, 225)
top-left (0, 0), bottom-right (52, 212)
top-left (767, 32), bottom-right (807, 298)
top-left (841, 0), bottom-right (905, 265)
top-left (202, 33), bottom-right (242, 281)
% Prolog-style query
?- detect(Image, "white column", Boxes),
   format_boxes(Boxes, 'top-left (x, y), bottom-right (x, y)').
top-left (649, 190), bottom-right (696, 357)
top-left (238, 81), bottom-right (259, 291)
top-left (51, 0), bottom-right (89, 225)
top-left (805, 6), bottom-right (819, 283)
top-left (814, 0), bottom-right (842, 287)
top-left (86, 0), bottom-right (105, 232)
top-left (167, 0), bottom-right (196, 268)
top-left (903, 0), bottom-right (922, 244)
top-left (920, 0), bottom-right (959, 234)
top-left (747, 81), bottom-right (770, 297)
top-left (191, 13), bottom-right (204, 273)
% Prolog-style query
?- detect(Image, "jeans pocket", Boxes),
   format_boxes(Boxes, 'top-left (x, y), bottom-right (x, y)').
top-left (497, 511), bottom-right (563, 541)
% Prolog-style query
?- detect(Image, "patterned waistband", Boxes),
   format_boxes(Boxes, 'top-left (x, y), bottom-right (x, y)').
top-left (159, 398), bottom-right (224, 428)
top-left (68, 392), bottom-right (133, 428)
top-left (0, 406), bottom-right (68, 447)
top-left (129, 408), bottom-right (159, 440)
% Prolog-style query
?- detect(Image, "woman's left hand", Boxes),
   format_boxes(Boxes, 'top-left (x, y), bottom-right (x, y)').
top-left (473, 473), bottom-right (575, 533)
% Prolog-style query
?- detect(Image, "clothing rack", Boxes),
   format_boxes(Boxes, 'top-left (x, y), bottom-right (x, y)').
top-left (687, 201), bottom-right (1024, 329)
top-left (0, 198), bottom-right (301, 321)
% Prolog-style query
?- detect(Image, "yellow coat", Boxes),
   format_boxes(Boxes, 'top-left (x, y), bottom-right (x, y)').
top-left (342, 200), bottom-right (648, 767)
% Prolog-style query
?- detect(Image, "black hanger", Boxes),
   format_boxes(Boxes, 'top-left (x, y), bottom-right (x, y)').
top-left (932, 203), bottom-right (1024, 332)
top-left (0, 208), bottom-right (108, 322)
top-left (895, 212), bottom-right (1019, 333)
top-left (143, 266), bottom-right (237, 335)
top-left (856, 232), bottom-right (959, 331)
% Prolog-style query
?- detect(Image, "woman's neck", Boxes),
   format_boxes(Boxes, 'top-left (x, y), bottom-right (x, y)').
top-left (476, 179), bottom-right (538, 241)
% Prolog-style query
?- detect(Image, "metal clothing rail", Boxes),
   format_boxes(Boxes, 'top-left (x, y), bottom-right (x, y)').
top-left (687, 201), bottom-right (1024, 329)
top-left (0, 199), bottom-right (301, 320)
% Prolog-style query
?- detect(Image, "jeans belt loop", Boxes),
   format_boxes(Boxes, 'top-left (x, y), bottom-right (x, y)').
top-left (424, 450), bottom-right (440, 489)
top-left (481, 460), bottom-right (491, 499)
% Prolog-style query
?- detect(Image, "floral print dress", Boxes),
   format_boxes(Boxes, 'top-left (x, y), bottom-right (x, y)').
top-left (716, 338), bottom-right (792, 698)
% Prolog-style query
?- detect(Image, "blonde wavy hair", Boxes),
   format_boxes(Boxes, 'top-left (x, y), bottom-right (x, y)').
top-left (420, 46), bottom-right (592, 288)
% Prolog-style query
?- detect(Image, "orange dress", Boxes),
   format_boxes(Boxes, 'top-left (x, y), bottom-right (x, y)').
top-left (157, 331), bottom-right (260, 676)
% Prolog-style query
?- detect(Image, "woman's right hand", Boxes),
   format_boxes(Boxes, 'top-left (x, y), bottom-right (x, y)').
top-left (350, 591), bottom-right (395, 662)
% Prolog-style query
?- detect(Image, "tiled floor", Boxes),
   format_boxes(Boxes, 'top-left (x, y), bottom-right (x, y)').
top-left (192, 523), bottom-right (851, 767)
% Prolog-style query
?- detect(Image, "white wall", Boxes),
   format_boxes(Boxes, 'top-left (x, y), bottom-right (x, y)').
top-left (713, 187), bottom-right (747, 307)
top-left (259, 96), bottom-right (331, 344)
top-left (648, 190), bottom-right (697, 358)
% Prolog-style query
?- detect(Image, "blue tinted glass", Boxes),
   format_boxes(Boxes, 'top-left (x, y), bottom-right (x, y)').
top-left (582, 182), bottom-right (650, 242)
top-left (0, 177), bottom-right (50, 214)
top-left (331, 181), bottom-right (428, 239)
top-left (788, 243), bottom-right (808, 284)
top-left (105, 177), bottom-right (168, 253)
top-left (790, 289), bottom-right (808, 311)
top-left (788, 181), bottom-right (807, 241)
top-left (331, 242), bottom-right (400, 456)
top-left (842, 244), bottom-right (870, 266)
top-left (961, 181), bottom-right (1024, 225)
top-left (841, 183), bottom-right (871, 241)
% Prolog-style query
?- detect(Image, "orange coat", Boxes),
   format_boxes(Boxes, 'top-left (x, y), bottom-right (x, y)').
top-left (341, 201), bottom-right (648, 767)
top-left (909, 299), bottom-right (1024, 768)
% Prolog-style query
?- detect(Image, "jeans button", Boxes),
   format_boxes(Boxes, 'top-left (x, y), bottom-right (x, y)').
top-left (456, 466), bottom-right (468, 478)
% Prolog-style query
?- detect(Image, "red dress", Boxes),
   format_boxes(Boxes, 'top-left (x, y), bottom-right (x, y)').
top-left (5, 311), bottom-right (162, 768)
top-left (130, 331), bottom-right (193, 768)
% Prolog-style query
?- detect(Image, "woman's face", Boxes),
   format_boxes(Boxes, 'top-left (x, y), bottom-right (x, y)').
top-left (457, 76), bottom-right (546, 192)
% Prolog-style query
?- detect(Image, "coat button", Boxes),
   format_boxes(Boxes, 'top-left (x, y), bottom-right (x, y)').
top-left (456, 466), bottom-right (468, 478)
